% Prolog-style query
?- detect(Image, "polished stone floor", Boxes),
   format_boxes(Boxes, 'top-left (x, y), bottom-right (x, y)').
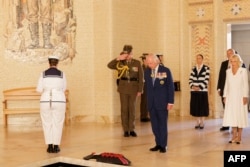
top-left (0, 115), bottom-right (250, 167)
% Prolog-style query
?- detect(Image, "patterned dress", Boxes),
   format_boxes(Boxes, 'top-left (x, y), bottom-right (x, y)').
top-left (189, 64), bottom-right (210, 117)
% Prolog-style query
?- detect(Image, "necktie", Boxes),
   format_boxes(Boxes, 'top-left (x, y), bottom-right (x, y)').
top-left (152, 69), bottom-right (155, 85)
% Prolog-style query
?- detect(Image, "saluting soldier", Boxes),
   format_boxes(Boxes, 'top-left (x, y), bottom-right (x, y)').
top-left (36, 55), bottom-right (67, 153)
top-left (107, 45), bottom-right (143, 137)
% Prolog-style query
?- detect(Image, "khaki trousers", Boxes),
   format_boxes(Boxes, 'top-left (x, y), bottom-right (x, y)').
top-left (119, 93), bottom-right (137, 132)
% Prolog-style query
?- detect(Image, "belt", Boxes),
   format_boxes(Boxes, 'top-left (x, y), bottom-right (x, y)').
top-left (43, 89), bottom-right (63, 93)
top-left (120, 77), bottom-right (138, 81)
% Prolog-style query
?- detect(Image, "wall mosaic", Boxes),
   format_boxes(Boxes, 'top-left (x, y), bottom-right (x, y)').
top-left (191, 24), bottom-right (213, 68)
top-left (188, 3), bottom-right (213, 23)
top-left (190, 23), bottom-right (214, 101)
top-left (3, 0), bottom-right (76, 64)
top-left (223, 0), bottom-right (250, 21)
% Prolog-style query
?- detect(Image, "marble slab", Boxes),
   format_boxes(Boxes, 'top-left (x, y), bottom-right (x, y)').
top-left (20, 156), bottom-right (125, 167)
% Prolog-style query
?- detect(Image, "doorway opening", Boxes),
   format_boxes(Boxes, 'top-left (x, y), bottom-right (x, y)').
top-left (227, 23), bottom-right (250, 110)
top-left (228, 23), bottom-right (250, 69)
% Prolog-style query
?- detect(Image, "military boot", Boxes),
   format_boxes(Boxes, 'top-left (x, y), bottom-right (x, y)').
top-left (28, 22), bottom-right (39, 49)
top-left (42, 23), bottom-right (53, 49)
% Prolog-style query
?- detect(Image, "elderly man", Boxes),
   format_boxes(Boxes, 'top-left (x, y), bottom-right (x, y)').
top-left (144, 53), bottom-right (175, 153)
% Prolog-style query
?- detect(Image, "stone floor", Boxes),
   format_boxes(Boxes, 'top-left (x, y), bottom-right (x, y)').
top-left (0, 115), bottom-right (250, 167)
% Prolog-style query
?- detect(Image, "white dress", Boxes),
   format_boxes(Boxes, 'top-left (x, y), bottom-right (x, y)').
top-left (223, 67), bottom-right (249, 128)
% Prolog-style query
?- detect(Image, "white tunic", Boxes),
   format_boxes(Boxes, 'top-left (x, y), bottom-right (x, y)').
top-left (36, 71), bottom-right (66, 102)
top-left (223, 67), bottom-right (249, 128)
top-left (36, 67), bottom-right (67, 145)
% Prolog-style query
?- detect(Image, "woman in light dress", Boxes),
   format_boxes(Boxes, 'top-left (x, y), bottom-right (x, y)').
top-left (223, 54), bottom-right (249, 144)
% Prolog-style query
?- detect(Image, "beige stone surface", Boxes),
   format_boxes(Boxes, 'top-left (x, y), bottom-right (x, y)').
top-left (1, 116), bottom-right (250, 167)
top-left (0, 0), bottom-right (250, 126)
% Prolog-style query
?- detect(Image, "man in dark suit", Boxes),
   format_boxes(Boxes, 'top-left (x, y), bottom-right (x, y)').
top-left (217, 49), bottom-right (236, 131)
top-left (144, 53), bottom-right (175, 153)
top-left (217, 49), bottom-right (246, 131)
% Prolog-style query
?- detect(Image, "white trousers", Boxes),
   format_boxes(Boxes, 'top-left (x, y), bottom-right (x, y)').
top-left (40, 102), bottom-right (66, 145)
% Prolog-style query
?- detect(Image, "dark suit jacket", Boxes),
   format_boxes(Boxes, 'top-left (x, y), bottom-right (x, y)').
top-left (217, 60), bottom-right (228, 97)
top-left (144, 65), bottom-right (175, 111)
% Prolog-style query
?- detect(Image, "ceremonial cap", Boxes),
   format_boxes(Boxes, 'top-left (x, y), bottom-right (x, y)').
top-left (123, 45), bottom-right (133, 54)
top-left (48, 55), bottom-right (59, 60)
top-left (140, 53), bottom-right (148, 59)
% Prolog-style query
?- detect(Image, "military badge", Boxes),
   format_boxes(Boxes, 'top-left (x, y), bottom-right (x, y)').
top-left (157, 72), bottom-right (167, 79)
top-left (132, 67), bottom-right (138, 72)
top-left (160, 80), bottom-right (164, 85)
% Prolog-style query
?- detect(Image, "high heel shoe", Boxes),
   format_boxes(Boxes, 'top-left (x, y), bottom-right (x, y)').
top-left (229, 138), bottom-right (237, 143)
top-left (229, 140), bottom-right (235, 143)
top-left (236, 139), bottom-right (241, 144)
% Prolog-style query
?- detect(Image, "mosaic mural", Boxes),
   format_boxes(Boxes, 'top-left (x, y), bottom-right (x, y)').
top-left (3, 0), bottom-right (76, 64)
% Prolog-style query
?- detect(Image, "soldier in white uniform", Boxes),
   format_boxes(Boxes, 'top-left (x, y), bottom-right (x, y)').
top-left (36, 55), bottom-right (67, 153)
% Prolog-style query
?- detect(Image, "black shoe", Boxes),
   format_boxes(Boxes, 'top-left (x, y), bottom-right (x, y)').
top-left (159, 147), bottom-right (166, 153)
top-left (149, 145), bottom-right (161, 151)
top-left (199, 125), bottom-right (204, 129)
top-left (124, 131), bottom-right (129, 137)
top-left (47, 144), bottom-right (53, 153)
top-left (140, 118), bottom-right (150, 122)
top-left (130, 131), bottom-right (137, 137)
top-left (195, 125), bottom-right (200, 129)
top-left (53, 145), bottom-right (60, 153)
top-left (220, 127), bottom-right (229, 131)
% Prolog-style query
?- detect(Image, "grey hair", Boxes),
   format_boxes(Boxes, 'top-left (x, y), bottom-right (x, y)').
top-left (232, 54), bottom-right (243, 67)
top-left (227, 48), bottom-right (236, 54)
top-left (146, 53), bottom-right (160, 63)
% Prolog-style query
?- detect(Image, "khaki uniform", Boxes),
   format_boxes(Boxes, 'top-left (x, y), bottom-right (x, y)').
top-left (108, 58), bottom-right (143, 132)
top-left (140, 64), bottom-right (149, 120)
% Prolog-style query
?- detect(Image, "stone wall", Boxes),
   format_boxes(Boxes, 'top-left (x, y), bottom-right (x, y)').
top-left (1, 0), bottom-right (250, 125)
